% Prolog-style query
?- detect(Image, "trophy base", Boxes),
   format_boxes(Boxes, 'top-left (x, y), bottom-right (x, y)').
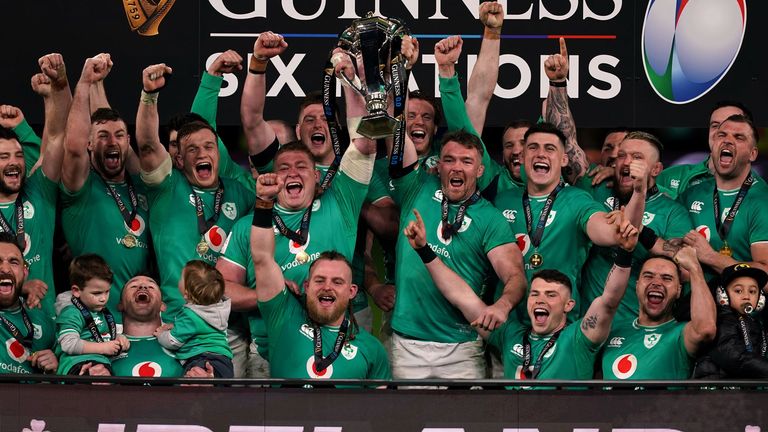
top-left (357, 113), bottom-right (399, 139)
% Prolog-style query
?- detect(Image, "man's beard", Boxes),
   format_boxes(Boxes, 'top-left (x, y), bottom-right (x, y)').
top-left (95, 153), bottom-right (124, 179)
top-left (0, 272), bottom-right (21, 309)
top-left (0, 172), bottom-right (25, 196)
top-left (307, 298), bottom-right (348, 326)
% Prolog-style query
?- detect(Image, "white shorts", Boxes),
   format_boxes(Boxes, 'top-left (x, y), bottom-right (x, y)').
top-left (390, 332), bottom-right (486, 379)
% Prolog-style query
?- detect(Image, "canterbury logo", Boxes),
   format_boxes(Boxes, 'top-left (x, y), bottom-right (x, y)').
top-left (122, 0), bottom-right (176, 36)
top-left (690, 201), bottom-right (704, 212)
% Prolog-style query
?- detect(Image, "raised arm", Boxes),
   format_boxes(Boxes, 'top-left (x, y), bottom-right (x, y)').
top-left (581, 214), bottom-right (638, 344)
top-left (466, 1), bottom-right (503, 135)
top-left (544, 38), bottom-right (589, 184)
top-left (251, 173), bottom-right (288, 303)
top-left (62, 54), bottom-right (112, 192)
top-left (482, 243), bottom-right (526, 330)
top-left (676, 246), bottom-right (717, 356)
top-left (36, 53), bottom-right (72, 181)
top-left (136, 63), bottom-right (173, 175)
top-left (622, 158), bottom-right (650, 230)
top-left (241, 32), bottom-right (287, 157)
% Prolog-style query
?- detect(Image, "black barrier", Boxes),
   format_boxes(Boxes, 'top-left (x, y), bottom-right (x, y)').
top-left (4, 1), bottom-right (767, 127)
top-left (0, 376), bottom-right (766, 431)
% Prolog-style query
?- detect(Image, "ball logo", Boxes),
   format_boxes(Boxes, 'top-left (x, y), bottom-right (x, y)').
top-left (642, 0), bottom-right (746, 104)
top-left (515, 233), bottom-right (531, 256)
top-left (5, 338), bottom-right (28, 363)
top-left (124, 214), bottom-right (146, 236)
top-left (696, 225), bottom-right (711, 241)
top-left (306, 356), bottom-right (333, 379)
top-left (204, 225), bottom-right (227, 253)
top-left (612, 353), bottom-right (638, 379)
top-left (132, 361), bottom-right (163, 377)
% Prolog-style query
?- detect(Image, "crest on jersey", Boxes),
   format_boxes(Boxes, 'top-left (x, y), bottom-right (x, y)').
top-left (306, 356), bottom-right (333, 379)
top-left (132, 361), bottom-right (163, 377)
top-left (32, 324), bottom-right (42, 340)
top-left (642, 212), bottom-right (656, 226)
top-left (605, 197), bottom-right (616, 209)
top-left (611, 353), bottom-right (637, 379)
top-left (644, 333), bottom-right (662, 349)
top-left (312, 199), bottom-right (322, 212)
top-left (545, 211), bottom-right (557, 227)
top-left (22, 201), bottom-right (34, 219)
top-left (437, 216), bottom-right (473, 246)
top-left (138, 194), bottom-right (149, 211)
top-left (222, 202), bottom-right (238, 220)
top-left (341, 343), bottom-right (358, 360)
top-left (515, 234), bottom-right (531, 256)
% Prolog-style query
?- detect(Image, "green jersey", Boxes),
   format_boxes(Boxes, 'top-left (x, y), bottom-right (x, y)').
top-left (111, 335), bottom-right (184, 377)
top-left (679, 176), bottom-right (768, 280)
top-left (55, 305), bottom-right (115, 374)
top-left (0, 305), bottom-right (55, 374)
top-left (488, 319), bottom-right (601, 379)
top-left (581, 184), bottom-right (692, 323)
top-left (493, 185), bottom-right (603, 321)
top-left (160, 303), bottom-right (232, 360)
top-left (602, 318), bottom-right (691, 379)
top-left (259, 288), bottom-right (391, 379)
top-left (2, 169), bottom-right (58, 319)
top-left (12, 117), bottom-right (42, 173)
top-left (60, 171), bottom-right (151, 323)
top-left (191, 72), bottom-right (255, 193)
top-left (143, 168), bottom-right (254, 316)
top-left (391, 167), bottom-right (514, 343)
top-left (656, 158), bottom-right (711, 200)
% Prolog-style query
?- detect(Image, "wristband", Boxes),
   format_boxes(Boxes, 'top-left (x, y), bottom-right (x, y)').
top-left (415, 244), bottom-right (437, 263)
top-left (549, 80), bottom-right (567, 88)
top-left (249, 56), bottom-right (269, 74)
top-left (638, 226), bottom-right (658, 250)
top-left (251, 202), bottom-right (273, 228)
top-left (614, 248), bottom-right (633, 268)
top-left (140, 90), bottom-right (159, 105)
top-left (483, 27), bottom-right (502, 40)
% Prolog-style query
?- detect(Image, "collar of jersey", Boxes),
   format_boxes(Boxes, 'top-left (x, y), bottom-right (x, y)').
top-left (718, 187), bottom-right (741, 196)
top-left (632, 317), bottom-right (676, 330)
top-left (275, 202), bottom-right (312, 214)
top-left (0, 200), bottom-right (15, 209)
top-left (126, 335), bottom-right (157, 341)
top-left (0, 305), bottom-right (22, 314)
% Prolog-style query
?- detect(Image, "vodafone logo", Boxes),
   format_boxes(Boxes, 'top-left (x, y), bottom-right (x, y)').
top-left (132, 361), bottom-right (163, 377)
top-left (306, 356), bottom-right (333, 379)
top-left (5, 338), bottom-right (28, 363)
top-left (514, 365), bottom-right (527, 380)
top-left (695, 225), bottom-right (711, 241)
top-left (612, 353), bottom-right (638, 379)
top-left (204, 225), bottom-right (228, 253)
top-left (515, 233), bottom-right (531, 255)
top-left (124, 214), bottom-right (147, 236)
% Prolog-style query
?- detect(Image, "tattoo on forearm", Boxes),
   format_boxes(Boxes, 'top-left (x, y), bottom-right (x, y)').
top-left (546, 87), bottom-right (586, 179)
top-left (581, 314), bottom-right (598, 331)
top-left (662, 238), bottom-right (683, 256)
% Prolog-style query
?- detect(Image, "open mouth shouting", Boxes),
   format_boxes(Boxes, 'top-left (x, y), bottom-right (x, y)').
top-left (0, 274), bottom-right (15, 296)
top-left (285, 180), bottom-right (304, 199)
top-left (2, 165), bottom-right (21, 183)
top-left (310, 132), bottom-right (326, 148)
top-left (134, 289), bottom-right (151, 305)
top-left (104, 148), bottom-right (122, 171)
top-left (195, 161), bottom-right (213, 180)
top-left (646, 287), bottom-right (665, 308)
top-left (317, 292), bottom-right (336, 308)
top-left (532, 161), bottom-right (551, 174)
top-left (718, 147), bottom-right (734, 169)
top-left (410, 128), bottom-right (427, 144)
top-left (532, 307), bottom-right (550, 326)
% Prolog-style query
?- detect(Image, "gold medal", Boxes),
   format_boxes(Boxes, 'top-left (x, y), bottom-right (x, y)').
top-left (296, 250), bottom-right (310, 264)
top-left (122, 234), bottom-right (137, 249)
top-left (719, 243), bottom-right (733, 257)
top-left (529, 252), bottom-right (544, 268)
top-left (196, 240), bottom-right (210, 256)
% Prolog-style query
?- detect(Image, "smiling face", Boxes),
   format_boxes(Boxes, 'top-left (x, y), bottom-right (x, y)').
top-left (180, 128), bottom-right (220, 188)
top-left (437, 140), bottom-right (484, 203)
top-left (274, 149), bottom-right (319, 211)
top-left (73, 278), bottom-right (111, 312)
top-left (0, 241), bottom-right (26, 309)
top-left (0, 138), bottom-right (25, 197)
top-left (296, 103), bottom-right (332, 165)
top-left (89, 119), bottom-right (130, 181)
top-left (614, 138), bottom-right (662, 198)
top-left (711, 119), bottom-right (757, 182)
top-left (502, 126), bottom-right (528, 181)
top-left (120, 275), bottom-right (164, 322)
top-left (304, 258), bottom-right (357, 326)
top-left (407, 98), bottom-right (438, 157)
top-left (524, 132), bottom-right (568, 194)
top-left (637, 258), bottom-right (681, 324)
top-left (527, 278), bottom-right (575, 335)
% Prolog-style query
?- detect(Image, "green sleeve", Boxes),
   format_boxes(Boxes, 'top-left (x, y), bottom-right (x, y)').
top-left (29, 308), bottom-right (55, 351)
top-left (13, 118), bottom-right (42, 171)
top-left (571, 319), bottom-right (604, 352)
top-left (221, 216), bottom-right (251, 270)
top-left (389, 165), bottom-right (424, 209)
top-left (749, 200), bottom-right (768, 244)
top-left (486, 323), bottom-right (506, 352)
top-left (168, 309), bottom-right (197, 347)
top-left (367, 341), bottom-right (392, 379)
top-left (575, 190), bottom-right (604, 232)
top-left (59, 172), bottom-right (92, 208)
top-left (55, 306), bottom-right (84, 338)
top-left (330, 171), bottom-right (369, 232)
top-left (663, 201), bottom-right (693, 239)
top-left (437, 74), bottom-right (498, 190)
top-left (365, 166), bottom-right (391, 204)
top-left (258, 288), bottom-right (293, 336)
top-left (483, 207), bottom-right (515, 254)
top-left (31, 167), bottom-right (60, 205)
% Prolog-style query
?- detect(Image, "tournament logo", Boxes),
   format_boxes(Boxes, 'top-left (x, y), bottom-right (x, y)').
top-left (306, 356), bottom-right (333, 379)
top-left (5, 338), bottom-right (28, 363)
top-left (695, 225), bottom-right (711, 241)
top-left (642, 0), bottom-right (747, 104)
top-left (203, 225), bottom-right (227, 253)
top-left (644, 333), bottom-right (662, 349)
top-left (611, 353), bottom-right (638, 379)
top-left (124, 214), bottom-right (146, 236)
top-left (515, 233), bottom-right (531, 255)
top-left (132, 361), bottom-right (163, 377)
top-left (121, 0), bottom-right (177, 36)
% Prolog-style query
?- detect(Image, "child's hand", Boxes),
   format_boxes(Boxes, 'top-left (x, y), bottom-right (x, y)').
top-left (100, 340), bottom-right (122, 356)
top-left (153, 323), bottom-right (173, 337)
top-left (116, 335), bottom-right (130, 352)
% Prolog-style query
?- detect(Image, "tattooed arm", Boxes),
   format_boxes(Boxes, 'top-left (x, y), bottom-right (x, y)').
top-left (544, 38), bottom-right (589, 185)
top-left (581, 216), bottom-right (638, 344)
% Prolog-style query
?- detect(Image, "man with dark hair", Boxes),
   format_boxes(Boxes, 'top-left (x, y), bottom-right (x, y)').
top-left (62, 54), bottom-right (151, 323)
top-left (406, 90), bottom-right (442, 170)
top-left (403, 208), bottom-right (639, 379)
top-left (0, 232), bottom-right (57, 374)
top-left (135, 63), bottom-right (254, 318)
top-left (679, 114), bottom-right (768, 281)
top-left (580, 131), bottom-right (692, 323)
top-left (657, 101), bottom-right (754, 199)
top-left (249, 174), bottom-right (390, 379)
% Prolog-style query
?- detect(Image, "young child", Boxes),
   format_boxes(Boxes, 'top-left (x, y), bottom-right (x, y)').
top-left (156, 260), bottom-right (233, 377)
top-left (694, 263), bottom-right (768, 379)
top-left (56, 254), bottom-right (129, 375)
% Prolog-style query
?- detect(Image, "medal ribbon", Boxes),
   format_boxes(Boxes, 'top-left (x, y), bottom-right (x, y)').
top-left (0, 194), bottom-right (26, 250)
top-left (312, 318), bottom-right (349, 372)
top-left (523, 182), bottom-right (564, 250)
top-left (99, 175), bottom-right (139, 229)
top-left (71, 296), bottom-right (116, 343)
top-left (713, 176), bottom-right (753, 246)
top-left (193, 183), bottom-right (225, 236)
top-left (739, 315), bottom-right (767, 355)
top-left (522, 327), bottom-right (563, 379)
top-left (321, 59), bottom-right (350, 193)
top-left (441, 190), bottom-right (481, 240)
top-left (0, 303), bottom-right (34, 349)
top-left (272, 207), bottom-right (313, 247)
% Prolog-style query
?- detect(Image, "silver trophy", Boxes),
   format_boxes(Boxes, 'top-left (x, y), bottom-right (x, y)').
top-left (334, 12), bottom-right (410, 139)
